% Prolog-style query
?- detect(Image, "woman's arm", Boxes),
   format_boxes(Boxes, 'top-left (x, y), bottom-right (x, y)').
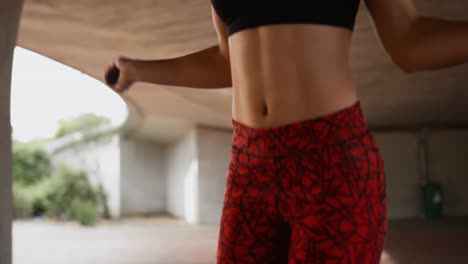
top-left (106, 6), bottom-right (231, 92)
top-left (131, 45), bottom-right (231, 88)
top-left (365, 0), bottom-right (468, 73)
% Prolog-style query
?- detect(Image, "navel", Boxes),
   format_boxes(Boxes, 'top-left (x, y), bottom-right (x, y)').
top-left (262, 103), bottom-right (269, 116)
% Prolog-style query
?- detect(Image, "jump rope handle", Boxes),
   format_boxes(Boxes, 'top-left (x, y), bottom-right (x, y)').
top-left (106, 66), bottom-right (120, 86)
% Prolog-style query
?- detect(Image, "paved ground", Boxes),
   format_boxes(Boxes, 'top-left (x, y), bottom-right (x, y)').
top-left (13, 217), bottom-right (468, 264)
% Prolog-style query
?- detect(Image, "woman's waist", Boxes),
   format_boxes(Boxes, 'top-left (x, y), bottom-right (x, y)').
top-left (232, 79), bottom-right (358, 128)
top-left (231, 99), bottom-right (370, 157)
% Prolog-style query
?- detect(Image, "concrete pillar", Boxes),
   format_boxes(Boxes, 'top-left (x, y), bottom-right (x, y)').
top-left (196, 126), bottom-right (231, 225)
top-left (120, 137), bottom-right (166, 216)
top-left (1, 1), bottom-right (23, 264)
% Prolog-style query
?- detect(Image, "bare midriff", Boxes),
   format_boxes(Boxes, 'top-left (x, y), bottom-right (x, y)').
top-left (228, 24), bottom-right (359, 128)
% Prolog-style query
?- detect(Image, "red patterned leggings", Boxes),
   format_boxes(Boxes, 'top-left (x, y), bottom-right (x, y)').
top-left (216, 101), bottom-right (387, 263)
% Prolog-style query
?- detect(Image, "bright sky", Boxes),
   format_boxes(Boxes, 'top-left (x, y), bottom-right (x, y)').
top-left (11, 47), bottom-right (128, 142)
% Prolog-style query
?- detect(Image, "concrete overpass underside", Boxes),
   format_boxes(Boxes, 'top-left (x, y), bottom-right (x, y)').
top-left (17, 0), bottom-right (468, 142)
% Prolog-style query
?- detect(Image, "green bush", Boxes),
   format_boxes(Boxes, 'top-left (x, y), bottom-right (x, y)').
top-left (28, 179), bottom-right (54, 217)
top-left (13, 144), bottom-right (51, 186)
top-left (12, 132), bottom-right (106, 225)
top-left (70, 199), bottom-right (99, 226)
top-left (12, 164), bottom-right (104, 226)
top-left (46, 165), bottom-right (100, 221)
top-left (13, 184), bottom-right (33, 219)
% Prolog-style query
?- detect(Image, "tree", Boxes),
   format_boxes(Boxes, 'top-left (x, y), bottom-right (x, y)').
top-left (55, 113), bottom-right (111, 139)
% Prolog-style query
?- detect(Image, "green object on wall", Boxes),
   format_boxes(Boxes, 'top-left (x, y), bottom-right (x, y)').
top-left (422, 182), bottom-right (443, 218)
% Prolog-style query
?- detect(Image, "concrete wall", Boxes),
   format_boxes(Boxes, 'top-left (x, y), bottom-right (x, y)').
top-left (165, 129), bottom-right (198, 223)
top-left (120, 136), bottom-right (166, 215)
top-left (374, 132), bottom-right (423, 218)
top-left (50, 136), bottom-right (121, 218)
top-left (374, 129), bottom-right (468, 218)
top-left (428, 130), bottom-right (468, 216)
top-left (164, 126), bottom-right (231, 225)
top-left (1, 1), bottom-right (23, 264)
top-left (196, 126), bottom-right (232, 225)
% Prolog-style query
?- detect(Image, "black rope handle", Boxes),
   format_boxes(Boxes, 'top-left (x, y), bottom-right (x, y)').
top-left (106, 66), bottom-right (120, 86)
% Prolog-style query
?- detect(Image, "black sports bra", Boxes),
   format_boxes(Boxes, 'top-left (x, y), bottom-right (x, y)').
top-left (211, 0), bottom-right (361, 36)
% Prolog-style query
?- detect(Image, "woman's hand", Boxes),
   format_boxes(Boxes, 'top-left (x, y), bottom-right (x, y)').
top-left (104, 56), bottom-right (137, 93)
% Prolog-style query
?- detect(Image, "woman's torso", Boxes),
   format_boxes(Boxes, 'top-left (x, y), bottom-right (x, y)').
top-left (222, 24), bottom-right (359, 128)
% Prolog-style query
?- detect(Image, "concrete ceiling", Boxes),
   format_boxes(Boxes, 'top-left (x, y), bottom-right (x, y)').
top-left (17, 0), bottom-right (468, 143)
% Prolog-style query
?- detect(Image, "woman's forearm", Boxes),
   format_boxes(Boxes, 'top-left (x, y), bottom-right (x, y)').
top-left (132, 45), bottom-right (232, 88)
top-left (396, 17), bottom-right (468, 73)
